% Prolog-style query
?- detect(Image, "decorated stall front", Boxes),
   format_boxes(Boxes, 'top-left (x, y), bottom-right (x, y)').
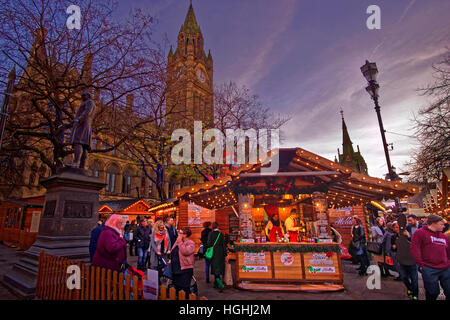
top-left (176, 148), bottom-right (418, 291)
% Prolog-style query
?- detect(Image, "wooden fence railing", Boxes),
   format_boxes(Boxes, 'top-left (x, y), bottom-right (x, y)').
top-left (35, 251), bottom-right (207, 300)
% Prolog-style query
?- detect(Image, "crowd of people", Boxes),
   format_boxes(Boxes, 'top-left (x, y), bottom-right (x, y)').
top-left (87, 211), bottom-right (449, 300)
top-left (350, 213), bottom-right (450, 300)
top-left (88, 215), bottom-right (228, 296)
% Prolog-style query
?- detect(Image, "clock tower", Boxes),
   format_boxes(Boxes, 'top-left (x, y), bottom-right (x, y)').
top-left (167, 2), bottom-right (214, 129)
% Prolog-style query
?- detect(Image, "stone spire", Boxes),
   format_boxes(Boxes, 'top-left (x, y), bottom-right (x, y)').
top-left (337, 109), bottom-right (368, 174)
top-left (182, 2), bottom-right (201, 35)
top-left (341, 109), bottom-right (355, 158)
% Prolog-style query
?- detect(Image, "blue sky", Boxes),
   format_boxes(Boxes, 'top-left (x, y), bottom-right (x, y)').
top-left (118, 0), bottom-right (450, 179)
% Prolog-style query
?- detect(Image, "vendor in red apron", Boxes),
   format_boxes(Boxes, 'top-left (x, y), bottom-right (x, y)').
top-left (285, 209), bottom-right (301, 242)
top-left (265, 213), bottom-right (285, 242)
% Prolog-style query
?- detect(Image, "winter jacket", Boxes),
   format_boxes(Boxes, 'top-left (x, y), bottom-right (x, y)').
top-left (381, 231), bottom-right (393, 253)
top-left (406, 223), bottom-right (422, 237)
top-left (396, 232), bottom-right (416, 266)
top-left (135, 225), bottom-right (151, 250)
top-left (172, 239), bottom-right (195, 270)
top-left (207, 230), bottom-right (227, 276)
top-left (89, 222), bottom-right (105, 262)
top-left (149, 231), bottom-right (171, 269)
top-left (371, 226), bottom-right (385, 244)
top-left (201, 228), bottom-right (212, 247)
top-left (166, 225), bottom-right (178, 250)
top-left (92, 226), bottom-right (127, 272)
top-left (410, 225), bottom-right (450, 269)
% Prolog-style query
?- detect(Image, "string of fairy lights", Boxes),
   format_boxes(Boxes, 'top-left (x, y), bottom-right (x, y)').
top-left (173, 148), bottom-right (417, 210)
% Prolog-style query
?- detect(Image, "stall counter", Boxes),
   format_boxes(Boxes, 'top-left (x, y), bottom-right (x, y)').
top-left (232, 242), bottom-right (343, 290)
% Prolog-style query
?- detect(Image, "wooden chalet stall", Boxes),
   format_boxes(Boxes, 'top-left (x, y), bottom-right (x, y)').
top-left (98, 199), bottom-right (154, 222)
top-left (176, 148), bottom-right (418, 292)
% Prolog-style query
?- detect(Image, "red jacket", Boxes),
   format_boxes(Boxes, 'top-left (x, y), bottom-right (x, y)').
top-left (410, 225), bottom-right (450, 269)
top-left (92, 226), bottom-right (127, 272)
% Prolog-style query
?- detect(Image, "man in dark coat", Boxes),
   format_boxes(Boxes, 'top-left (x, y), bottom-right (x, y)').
top-left (201, 221), bottom-right (212, 283)
top-left (406, 214), bottom-right (422, 238)
top-left (69, 90), bottom-right (96, 169)
top-left (89, 221), bottom-right (105, 263)
top-left (135, 219), bottom-right (151, 271)
top-left (165, 217), bottom-right (178, 250)
top-left (207, 222), bottom-right (227, 291)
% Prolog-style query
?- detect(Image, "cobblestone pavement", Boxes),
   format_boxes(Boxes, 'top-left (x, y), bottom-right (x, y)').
top-left (0, 243), bottom-right (445, 300)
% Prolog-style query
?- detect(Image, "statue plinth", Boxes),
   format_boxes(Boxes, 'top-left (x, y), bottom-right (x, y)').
top-left (2, 167), bottom-right (105, 298)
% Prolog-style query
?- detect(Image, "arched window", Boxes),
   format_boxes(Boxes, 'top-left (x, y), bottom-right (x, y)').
top-left (89, 160), bottom-right (102, 178)
top-left (105, 164), bottom-right (119, 193)
top-left (122, 169), bottom-right (132, 194)
top-left (169, 180), bottom-right (176, 199)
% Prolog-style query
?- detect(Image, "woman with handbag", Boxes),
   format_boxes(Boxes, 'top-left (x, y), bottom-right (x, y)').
top-left (149, 220), bottom-right (171, 280)
top-left (200, 221), bottom-right (212, 283)
top-left (171, 227), bottom-right (196, 296)
top-left (207, 222), bottom-right (228, 291)
top-left (350, 216), bottom-right (370, 276)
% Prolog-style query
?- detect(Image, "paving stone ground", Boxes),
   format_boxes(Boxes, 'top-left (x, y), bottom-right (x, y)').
top-left (0, 243), bottom-right (445, 300)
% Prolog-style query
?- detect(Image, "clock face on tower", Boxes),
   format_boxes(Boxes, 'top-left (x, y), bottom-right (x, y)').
top-left (196, 69), bottom-right (206, 83)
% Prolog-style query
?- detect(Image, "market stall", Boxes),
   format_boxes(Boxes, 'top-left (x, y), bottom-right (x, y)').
top-left (176, 147), bottom-right (418, 291)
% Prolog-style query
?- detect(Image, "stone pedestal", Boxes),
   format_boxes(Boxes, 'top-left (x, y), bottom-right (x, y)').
top-left (2, 167), bottom-right (105, 298)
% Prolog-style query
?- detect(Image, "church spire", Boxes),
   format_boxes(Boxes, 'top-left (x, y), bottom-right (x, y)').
top-left (341, 109), bottom-right (355, 157)
top-left (337, 108), bottom-right (368, 175)
top-left (182, 1), bottom-right (201, 35)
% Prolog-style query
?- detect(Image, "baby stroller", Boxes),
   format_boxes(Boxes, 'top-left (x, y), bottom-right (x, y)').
top-left (158, 257), bottom-right (198, 296)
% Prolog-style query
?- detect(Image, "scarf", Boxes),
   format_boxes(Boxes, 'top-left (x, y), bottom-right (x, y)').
top-left (154, 230), bottom-right (168, 253)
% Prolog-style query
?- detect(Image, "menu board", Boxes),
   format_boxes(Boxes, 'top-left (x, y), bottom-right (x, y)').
top-left (229, 214), bottom-right (240, 242)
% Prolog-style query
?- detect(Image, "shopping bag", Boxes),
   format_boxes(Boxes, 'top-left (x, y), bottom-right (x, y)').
top-left (128, 232), bottom-right (133, 241)
top-left (385, 256), bottom-right (394, 266)
top-left (224, 262), bottom-right (233, 286)
top-left (339, 244), bottom-right (352, 260)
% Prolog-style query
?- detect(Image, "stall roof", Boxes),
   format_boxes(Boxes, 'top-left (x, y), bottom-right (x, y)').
top-left (148, 198), bottom-right (179, 213)
top-left (176, 147), bottom-right (418, 209)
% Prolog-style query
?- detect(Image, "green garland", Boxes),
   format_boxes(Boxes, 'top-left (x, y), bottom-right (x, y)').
top-left (234, 244), bottom-right (341, 254)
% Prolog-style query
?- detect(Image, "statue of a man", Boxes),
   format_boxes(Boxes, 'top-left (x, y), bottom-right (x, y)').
top-left (69, 90), bottom-right (96, 169)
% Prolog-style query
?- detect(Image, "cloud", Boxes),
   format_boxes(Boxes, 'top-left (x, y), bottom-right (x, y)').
top-left (234, 0), bottom-right (298, 88)
top-left (275, 3), bottom-right (449, 178)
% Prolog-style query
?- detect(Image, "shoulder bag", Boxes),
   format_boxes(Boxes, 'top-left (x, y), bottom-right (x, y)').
top-left (205, 232), bottom-right (221, 260)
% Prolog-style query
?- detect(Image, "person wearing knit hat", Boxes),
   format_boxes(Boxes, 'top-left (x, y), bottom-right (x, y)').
top-left (410, 214), bottom-right (450, 300)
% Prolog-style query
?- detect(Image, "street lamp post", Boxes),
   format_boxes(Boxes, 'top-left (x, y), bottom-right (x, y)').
top-left (360, 60), bottom-right (401, 209)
